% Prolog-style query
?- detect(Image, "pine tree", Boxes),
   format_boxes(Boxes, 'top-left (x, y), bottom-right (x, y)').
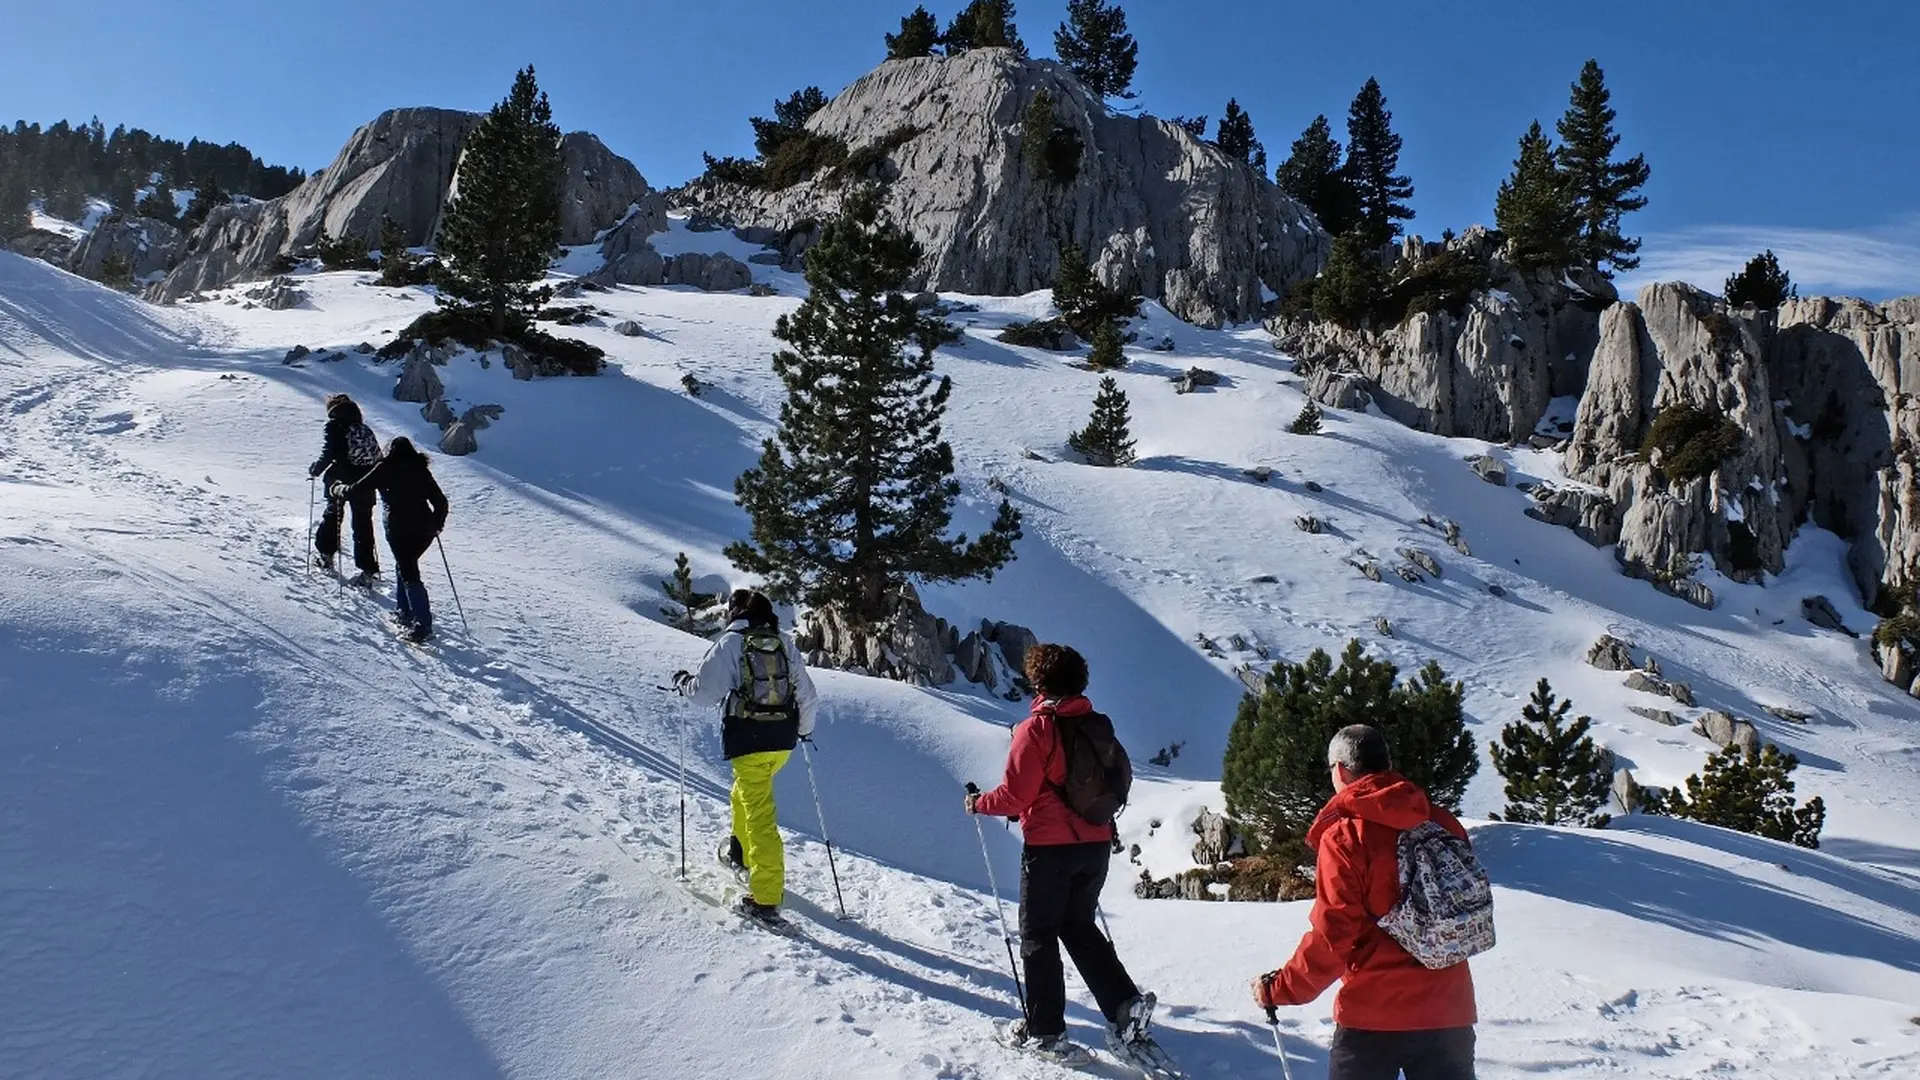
top-left (1275, 114), bottom-right (1358, 238)
top-left (1490, 679), bottom-right (1613, 827)
top-left (1214, 100), bottom-right (1265, 172)
top-left (1051, 243), bottom-right (1139, 338)
top-left (1170, 115), bottom-right (1208, 139)
top-left (1054, 0), bottom-right (1138, 100)
top-left (0, 170), bottom-right (27, 237)
top-left (1494, 121), bottom-right (1580, 269)
top-left (1725, 250), bottom-right (1795, 309)
top-left (376, 215), bottom-right (415, 286)
top-left (1287, 400), bottom-right (1322, 435)
top-left (45, 185), bottom-right (88, 222)
top-left (136, 180), bottom-right (177, 222)
top-left (437, 66), bottom-right (566, 337)
top-left (1085, 319), bottom-right (1126, 371)
top-left (1310, 229), bottom-right (1382, 328)
top-left (727, 188), bottom-right (1023, 625)
top-left (1555, 59), bottom-right (1650, 275)
top-left (1343, 78), bottom-right (1415, 250)
top-left (98, 253), bottom-right (132, 290)
top-left (660, 552), bottom-right (719, 635)
top-left (1068, 375), bottom-right (1136, 466)
top-left (945, 0), bottom-right (1026, 55)
top-left (886, 6), bottom-right (941, 58)
top-left (181, 173), bottom-right (228, 228)
top-left (751, 87), bottom-right (830, 158)
top-left (1223, 640), bottom-right (1476, 847)
top-left (1645, 743), bottom-right (1825, 849)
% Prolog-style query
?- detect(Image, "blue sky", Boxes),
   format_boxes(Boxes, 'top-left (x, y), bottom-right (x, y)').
top-left (8, 0), bottom-right (1917, 296)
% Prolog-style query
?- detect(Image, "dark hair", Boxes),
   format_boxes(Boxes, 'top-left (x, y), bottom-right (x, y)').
top-left (324, 392), bottom-right (352, 411)
top-left (1025, 643), bottom-right (1088, 699)
top-left (386, 436), bottom-right (424, 461)
top-left (1328, 724), bottom-right (1392, 776)
top-left (726, 589), bottom-right (777, 629)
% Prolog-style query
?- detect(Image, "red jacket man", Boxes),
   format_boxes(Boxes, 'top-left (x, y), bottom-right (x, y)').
top-left (1254, 724), bottom-right (1477, 1080)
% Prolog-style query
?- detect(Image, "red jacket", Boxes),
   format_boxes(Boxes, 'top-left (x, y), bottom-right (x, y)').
top-left (1270, 771), bottom-right (1477, 1031)
top-left (973, 696), bottom-right (1115, 846)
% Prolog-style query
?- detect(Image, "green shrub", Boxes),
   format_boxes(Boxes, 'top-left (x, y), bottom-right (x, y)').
top-left (1052, 244), bottom-right (1140, 338)
top-left (1642, 403), bottom-right (1744, 483)
top-left (1643, 743), bottom-right (1825, 849)
top-left (1021, 90), bottom-right (1083, 186)
top-left (315, 231), bottom-right (376, 271)
top-left (763, 131), bottom-right (849, 190)
top-left (378, 308), bottom-right (603, 375)
top-left (831, 125), bottom-right (924, 186)
top-left (700, 153), bottom-right (767, 187)
top-left (997, 317), bottom-right (1075, 349)
top-left (1874, 611), bottom-right (1920, 651)
top-left (1384, 248), bottom-right (1495, 322)
top-left (1288, 400), bottom-right (1323, 435)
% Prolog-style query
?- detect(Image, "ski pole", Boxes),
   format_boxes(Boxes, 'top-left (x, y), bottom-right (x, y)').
top-left (966, 782), bottom-right (1027, 1021)
top-left (305, 477), bottom-right (314, 571)
top-left (677, 708), bottom-right (688, 880)
top-left (435, 535), bottom-right (469, 634)
top-left (1264, 1006), bottom-right (1294, 1080)
top-left (799, 737), bottom-right (847, 919)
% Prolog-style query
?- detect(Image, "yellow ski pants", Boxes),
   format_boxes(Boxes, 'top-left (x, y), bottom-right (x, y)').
top-left (730, 749), bottom-right (791, 906)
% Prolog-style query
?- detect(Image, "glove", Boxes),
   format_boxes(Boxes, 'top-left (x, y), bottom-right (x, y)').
top-left (1251, 970), bottom-right (1283, 1010)
top-left (308, 463), bottom-right (322, 479)
top-left (329, 482), bottom-right (350, 499)
top-left (671, 670), bottom-right (693, 694)
top-left (964, 791), bottom-right (981, 815)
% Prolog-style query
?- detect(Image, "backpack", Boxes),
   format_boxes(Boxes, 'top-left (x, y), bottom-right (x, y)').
top-left (1049, 706), bottom-right (1132, 827)
top-left (1376, 820), bottom-right (1496, 969)
top-left (730, 628), bottom-right (798, 723)
top-left (346, 422), bottom-right (380, 468)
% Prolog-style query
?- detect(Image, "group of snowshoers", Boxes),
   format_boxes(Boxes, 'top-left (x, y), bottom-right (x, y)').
top-left (312, 394), bottom-right (1486, 1079)
top-left (307, 394), bottom-right (449, 643)
top-left (674, 598), bottom-right (1487, 1079)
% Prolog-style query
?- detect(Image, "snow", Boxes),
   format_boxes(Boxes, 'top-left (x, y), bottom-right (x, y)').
top-left (4, 245), bottom-right (1920, 1078)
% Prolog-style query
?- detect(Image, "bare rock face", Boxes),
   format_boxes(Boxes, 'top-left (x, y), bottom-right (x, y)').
top-left (439, 422), bottom-right (477, 456)
top-left (243, 276), bottom-right (306, 310)
top-left (1800, 595), bottom-right (1856, 637)
top-left (421, 398), bottom-right (456, 427)
top-left (156, 108), bottom-right (657, 300)
top-left (679, 51), bottom-right (1326, 326)
top-left (68, 215), bottom-right (184, 282)
top-left (1271, 253), bottom-right (1612, 441)
top-left (1523, 483), bottom-right (1619, 546)
top-left (461, 403), bottom-right (504, 430)
top-left (1306, 367), bottom-right (1373, 411)
top-left (1694, 710), bottom-right (1762, 756)
top-left (795, 585), bottom-right (958, 686)
top-left (394, 350), bottom-right (445, 403)
top-left (665, 251), bottom-right (752, 291)
top-left (1586, 634), bottom-right (1635, 671)
top-left (1563, 283), bottom-right (1787, 590)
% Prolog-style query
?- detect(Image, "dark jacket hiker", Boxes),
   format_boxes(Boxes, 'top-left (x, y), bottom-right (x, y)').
top-left (307, 394), bottom-right (381, 576)
top-left (968, 643), bottom-right (1158, 1067)
top-left (339, 437), bottom-right (448, 641)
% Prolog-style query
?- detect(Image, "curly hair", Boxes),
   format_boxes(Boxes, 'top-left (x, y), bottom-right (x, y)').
top-left (1024, 643), bottom-right (1088, 699)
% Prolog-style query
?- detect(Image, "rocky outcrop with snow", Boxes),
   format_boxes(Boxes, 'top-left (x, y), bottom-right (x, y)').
top-left (677, 51), bottom-right (1327, 327)
top-left (1270, 233), bottom-right (1613, 441)
top-left (154, 108), bottom-right (659, 301)
top-left (67, 215), bottom-right (184, 282)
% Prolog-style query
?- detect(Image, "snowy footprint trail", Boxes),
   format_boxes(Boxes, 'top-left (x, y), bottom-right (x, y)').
top-left (6, 248), bottom-right (1920, 1078)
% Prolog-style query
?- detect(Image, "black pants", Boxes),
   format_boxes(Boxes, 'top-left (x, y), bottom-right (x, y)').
top-left (317, 485), bottom-right (379, 572)
top-left (1329, 1026), bottom-right (1476, 1080)
top-left (1018, 842), bottom-right (1138, 1038)
top-left (387, 527), bottom-right (433, 585)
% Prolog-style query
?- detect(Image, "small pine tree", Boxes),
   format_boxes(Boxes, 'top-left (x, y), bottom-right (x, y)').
top-left (1311, 229), bottom-right (1382, 328)
top-left (1051, 244), bottom-right (1140, 338)
top-left (136, 180), bottom-right (177, 223)
top-left (886, 6), bottom-right (941, 58)
top-left (660, 552), bottom-right (720, 635)
top-left (1054, 0), bottom-right (1138, 100)
top-left (98, 253), bottom-right (133, 290)
top-left (1287, 400), bottom-right (1323, 435)
top-left (1645, 743), bottom-right (1825, 849)
top-left (1494, 121), bottom-right (1580, 269)
top-left (1222, 640), bottom-right (1476, 848)
top-left (1085, 318), bottom-right (1126, 371)
top-left (727, 188), bottom-right (1022, 626)
top-left (1276, 115), bottom-right (1359, 238)
top-left (751, 87), bottom-right (830, 158)
top-left (1725, 250), bottom-right (1796, 309)
top-left (1214, 99), bottom-right (1265, 172)
top-left (945, 0), bottom-right (1026, 55)
top-left (377, 214), bottom-right (415, 286)
top-left (181, 174), bottom-right (228, 228)
top-left (1556, 59), bottom-right (1650, 275)
top-left (1022, 89), bottom-right (1059, 176)
top-left (437, 66), bottom-right (566, 337)
top-left (1170, 115), bottom-right (1208, 139)
top-left (1068, 375), bottom-right (1137, 466)
top-left (1489, 679), bottom-right (1614, 827)
top-left (1344, 77), bottom-right (1415, 250)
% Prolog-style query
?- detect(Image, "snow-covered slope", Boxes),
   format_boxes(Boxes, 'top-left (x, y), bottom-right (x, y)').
top-left (3, 233), bottom-right (1919, 1079)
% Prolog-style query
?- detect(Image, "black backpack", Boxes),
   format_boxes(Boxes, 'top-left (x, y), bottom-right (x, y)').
top-left (346, 422), bottom-right (380, 468)
top-left (1049, 706), bottom-right (1132, 826)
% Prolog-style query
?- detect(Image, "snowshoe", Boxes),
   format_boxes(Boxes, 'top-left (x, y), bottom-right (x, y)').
top-left (405, 623), bottom-right (433, 645)
top-left (313, 553), bottom-right (335, 571)
top-left (993, 1018), bottom-right (1093, 1068)
top-left (346, 570), bottom-right (379, 589)
top-left (733, 896), bottom-right (793, 934)
top-left (718, 836), bottom-right (749, 883)
top-left (1106, 993), bottom-right (1184, 1078)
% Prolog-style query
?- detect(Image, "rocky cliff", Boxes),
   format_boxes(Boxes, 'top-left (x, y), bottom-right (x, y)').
top-left (67, 215), bottom-right (184, 283)
top-left (678, 50), bottom-right (1327, 327)
top-left (154, 109), bottom-right (659, 300)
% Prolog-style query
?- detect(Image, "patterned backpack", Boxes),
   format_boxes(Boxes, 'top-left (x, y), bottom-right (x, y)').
top-left (731, 628), bottom-right (797, 723)
top-left (1376, 821), bottom-right (1496, 969)
top-left (346, 422), bottom-right (380, 468)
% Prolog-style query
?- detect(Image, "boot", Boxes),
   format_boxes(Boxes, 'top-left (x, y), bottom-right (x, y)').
top-left (404, 580), bottom-right (432, 641)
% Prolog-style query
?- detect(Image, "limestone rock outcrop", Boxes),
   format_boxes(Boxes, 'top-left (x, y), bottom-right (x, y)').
top-left (67, 215), bottom-right (184, 282)
top-left (678, 51), bottom-right (1326, 327)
